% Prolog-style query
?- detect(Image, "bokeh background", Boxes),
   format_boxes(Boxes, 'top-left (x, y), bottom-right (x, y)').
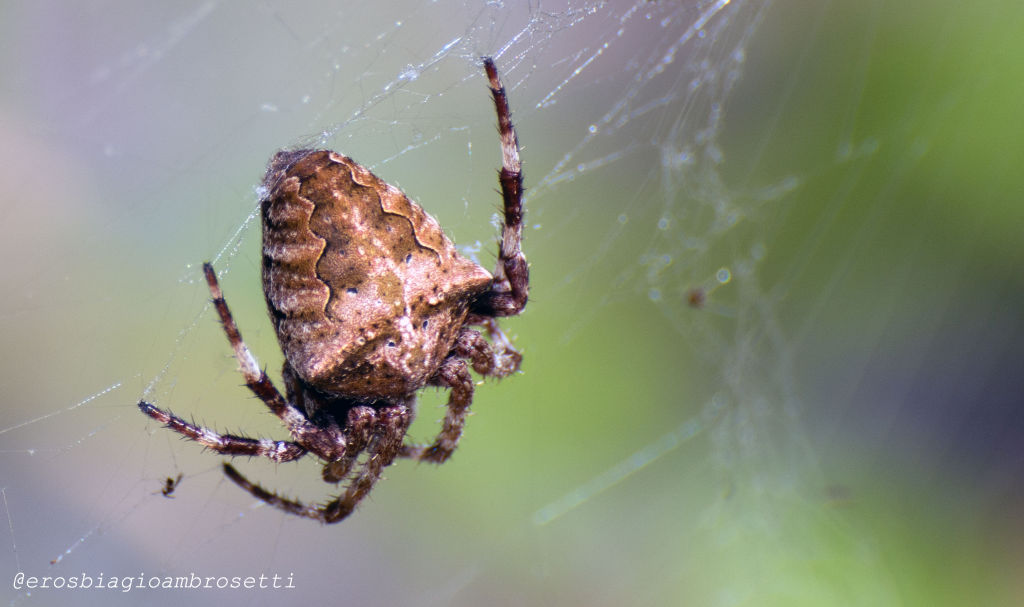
top-left (2, 1), bottom-right (1022, 605)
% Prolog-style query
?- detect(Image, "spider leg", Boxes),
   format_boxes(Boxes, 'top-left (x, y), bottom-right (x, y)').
top-left (202, 263), bottom-right (330, 449)
top-left (321, 406), bottom-right (375, 484)
top-left (463, 317), bottom-right (522, 378)
top-left (223, 462), bottom-right (319, 519)
top-left (475, 57), bottom-right (529, 318)
top-left (224, 405), bottom-right (410, 524)
top-left (138, 401), bottom-right (306, 462)
top-left (318, 405), bottom-right (410, 523)
top-left (399, 356), bottom-right (474, 463)
top-left (137, 267), bottom-right (349, 464)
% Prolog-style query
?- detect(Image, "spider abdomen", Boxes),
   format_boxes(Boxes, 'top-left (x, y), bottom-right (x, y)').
top-left (260, 150), bottom-right (493, 400)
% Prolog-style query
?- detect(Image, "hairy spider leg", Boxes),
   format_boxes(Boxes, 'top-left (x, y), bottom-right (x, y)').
top-left (138, 263), bottom-right (352, 463)
top-left (401, 59), bottom-right (527, 464)
top-left (201, 263), bottom-right (330, 447)
top-left (320, 406), bottom-right (376, 483)
top-left (479, 56), bottom-right (529, 318)
top-left (138, 401), bottom-right (307, 462)
top-left (224, 405), bottom-right (411, 523)
top-left (207, 262), bottom-right (359, 461)
top-left (318, 405), bottom-right (410, 522)
top-left (399, 355), bottom-right (475, 463)
top-left (466, 316), bottom-right (523, 376)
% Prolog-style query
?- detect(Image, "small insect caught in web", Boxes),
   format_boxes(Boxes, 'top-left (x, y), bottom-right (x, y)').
top-left (158, 473), bottom-right (183, 498)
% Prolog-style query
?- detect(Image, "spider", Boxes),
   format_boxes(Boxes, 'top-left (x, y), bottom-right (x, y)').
top-left (138, 58), bottom-right (526, 524)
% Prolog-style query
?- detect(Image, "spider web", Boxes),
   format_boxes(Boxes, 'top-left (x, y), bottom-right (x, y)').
top-left (2, 1), bottom-right (1023, 605)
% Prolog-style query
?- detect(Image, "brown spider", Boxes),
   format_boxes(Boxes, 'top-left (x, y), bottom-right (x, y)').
top-left (138, 58), bottom-right (527, 523)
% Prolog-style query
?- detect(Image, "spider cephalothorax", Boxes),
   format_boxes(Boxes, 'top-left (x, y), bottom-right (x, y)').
top-left (138, 57), bottom-right (527, 523)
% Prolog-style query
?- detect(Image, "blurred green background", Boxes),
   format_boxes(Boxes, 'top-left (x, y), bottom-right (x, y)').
top-left (2, 1), bottom-right (1022, 605)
